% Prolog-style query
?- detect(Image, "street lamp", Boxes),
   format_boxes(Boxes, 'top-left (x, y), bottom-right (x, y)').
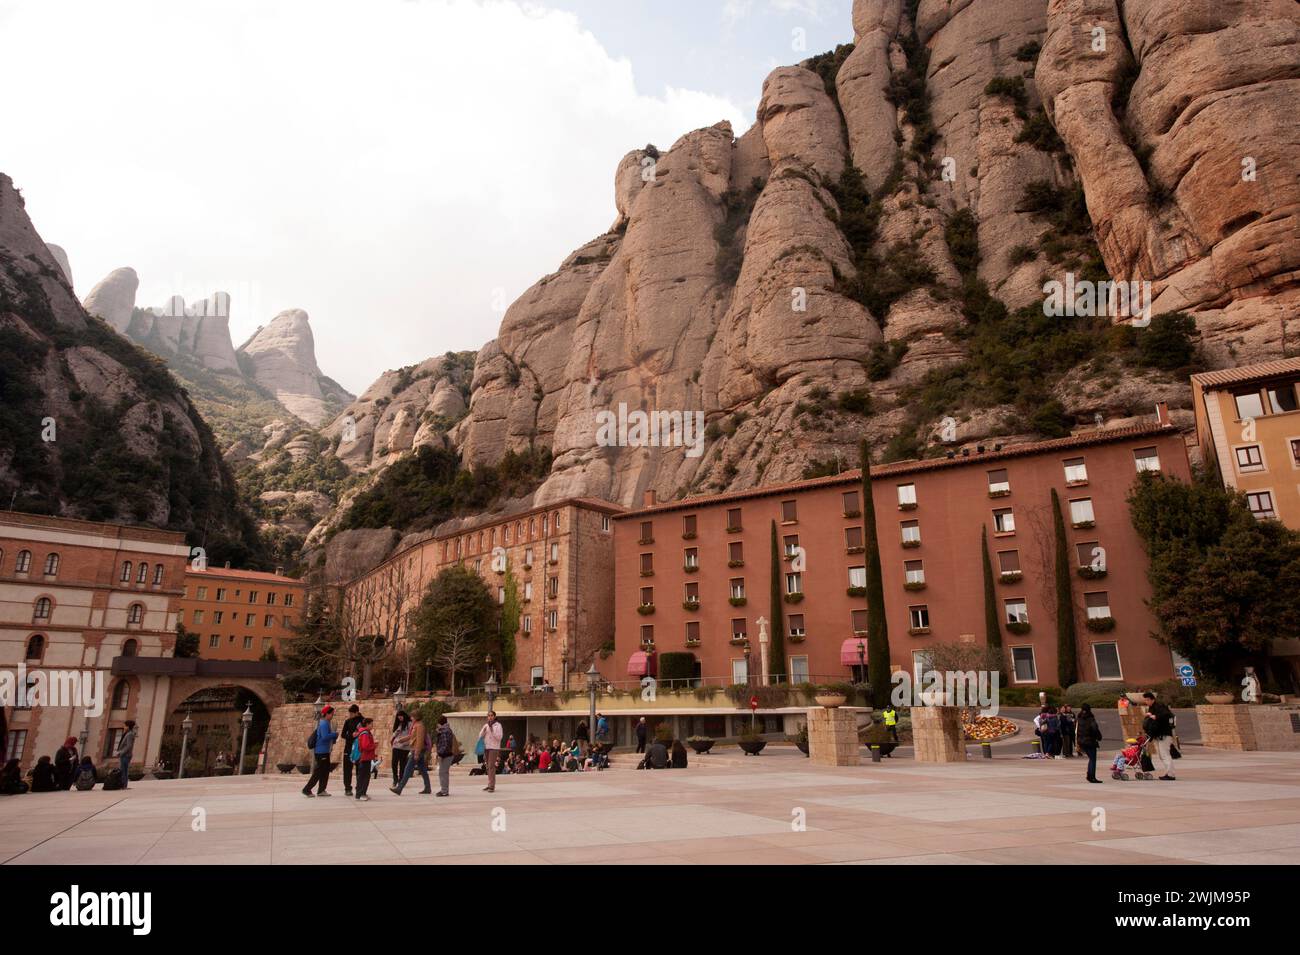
top-left (485, 652), bottom-right (498, 712)
top-left (313, 693), bottom-right (324, 718)
top-left (424, 658), bottom-right (432, 693)
top-left (585, 663), bottom-right (599, 753)
top-left (393, 686), bottom-right (407, 711)
top-left (178, 710), bottom-right (193, 780)
top-left (237, 704), bottom-right (253, 775)
top-left (743, 642), bottom-right (754, 733)
top-left (857, 639), bottom-right (866, 685)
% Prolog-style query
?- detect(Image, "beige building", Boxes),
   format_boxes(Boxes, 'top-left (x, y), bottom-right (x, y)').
top-left (0, 511), bottom-right (190, 772)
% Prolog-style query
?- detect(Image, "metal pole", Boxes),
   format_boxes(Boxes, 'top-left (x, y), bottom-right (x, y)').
top-left (178, 711), bottom-right (193, 780)
top-left (237, 705), bottom-right (252, 775)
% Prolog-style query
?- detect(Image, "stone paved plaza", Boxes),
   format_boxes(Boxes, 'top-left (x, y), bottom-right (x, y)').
top-left (3, 746), bottom-right (1300, 865)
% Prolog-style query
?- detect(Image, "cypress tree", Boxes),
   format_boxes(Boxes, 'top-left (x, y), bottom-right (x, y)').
top-left (1051, 488), bottom-right (1079, 687)
top-left (981, 525), bottom-right (1005, 681)
top-left (768, 519), bottom-right (785, 683)
top-left (861, 441), bottom-right (891, 707)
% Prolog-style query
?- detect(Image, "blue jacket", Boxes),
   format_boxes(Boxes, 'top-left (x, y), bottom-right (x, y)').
top-left (313, 718), bottom-right (338, 755)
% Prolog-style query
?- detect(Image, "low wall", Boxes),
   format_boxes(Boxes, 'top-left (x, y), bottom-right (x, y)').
top-left (1197, 703), bottom-right (1300, 752)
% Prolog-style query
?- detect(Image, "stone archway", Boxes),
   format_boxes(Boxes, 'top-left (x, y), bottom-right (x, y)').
top-left (161, 683), bottom-right (276, 776)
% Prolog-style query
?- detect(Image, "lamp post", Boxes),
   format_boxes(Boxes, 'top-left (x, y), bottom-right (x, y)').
top-left (237, 704), bottom-right (253, 775)
top-left (485, 652), bottom-right (498, 714)
top-left (394, 686), bottom-right (407, 712)
top-left (857, 639), bottom-right (866, 686)
top-left (743, 642), bottom-right (754, 733)
top-left (313, 693), bottom-right (324, 718)
top-left (178, 710), bottom-right (193, 780)
top-left (424, 658), bottom-right (432, 693)
top-left (585, 663), bottom-right (599, 753)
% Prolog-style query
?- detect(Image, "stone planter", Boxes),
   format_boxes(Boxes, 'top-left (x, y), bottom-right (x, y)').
top-left (815, 692), bottom-right (847, 708)
top-left (795, 739), bottom-right (809, 756)
top-left (277, 762), bottom-right (296, 774)
top-left (738, 739), bottom-right (767, 756)
top-left (1205, 692), bottom-right (1234, 705)
top-left (688, 739), bottom-right (715, 754)
top-left (152, 770), bottom-right (174, 780)
top-left (296, 764), bottom-right (312, 774)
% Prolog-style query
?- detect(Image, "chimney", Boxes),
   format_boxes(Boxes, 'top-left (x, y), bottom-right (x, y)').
top-left (1155, 401), bottom-right (1171, 427)
top-left (274, 565), bottom-right (284, 577)
top-left (643, 489), bottom-right (657, 507)
top-left (224, 560), bottom-right (231, 569)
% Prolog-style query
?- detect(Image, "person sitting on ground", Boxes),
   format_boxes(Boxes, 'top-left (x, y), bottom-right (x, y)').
top-left (1, 759), bottom-right (29, 795)
top-left (646, 738), bottom-right (669, 770)
top-left (73, 756), bottom-right (97, 791)
top-left (29, 755), bottom-right (58, 792)
top-left (670, 739), bottom-right (688, 769)
top-left (54, 737), bottom-right (79, 790)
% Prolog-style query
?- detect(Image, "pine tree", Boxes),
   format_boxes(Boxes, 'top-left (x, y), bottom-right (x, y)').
top-left (768, 519), bottom-right (785, 682)
top-left (1051, 488), bottom-right (1079, 687)
top-left (861, 441), bottom-right (891, 707)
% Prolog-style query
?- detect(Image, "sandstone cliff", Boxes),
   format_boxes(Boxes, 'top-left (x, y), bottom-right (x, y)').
top-left (237, 309), bottom-right (353, 427)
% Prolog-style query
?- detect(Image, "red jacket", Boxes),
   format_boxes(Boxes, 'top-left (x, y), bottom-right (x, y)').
top-left (356, 727), bottom-right (377, 762)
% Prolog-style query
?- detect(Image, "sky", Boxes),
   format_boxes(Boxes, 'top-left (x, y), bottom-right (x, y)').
top-left (0, 0), bottom-right (852, 394)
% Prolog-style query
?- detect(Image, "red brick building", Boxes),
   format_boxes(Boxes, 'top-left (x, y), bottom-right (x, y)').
top-left (180, 565), bottom-right (304, 661)
top-left (614, 418), bottom-right (1191, 691)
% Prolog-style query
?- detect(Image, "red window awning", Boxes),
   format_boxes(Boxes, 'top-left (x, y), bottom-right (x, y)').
top-left (627, 650), bottom-right (652, 676)
top-left (840, 637), bottom-right (869, 667)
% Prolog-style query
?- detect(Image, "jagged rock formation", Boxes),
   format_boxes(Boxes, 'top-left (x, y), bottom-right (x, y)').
top-left (0, 173), bottom-right (258, 559)
top-left (45, 243), bottom-right (72, 287)
top-left (237, 309), bottom-right (353, 426)
top-left (82, 266), bottom-right (139, 333)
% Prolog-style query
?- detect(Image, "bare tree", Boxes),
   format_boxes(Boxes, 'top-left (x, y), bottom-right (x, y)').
top-left (429, 622), bottom-right (484, 695)
top-left (334, 558), bottom-right (418, 695)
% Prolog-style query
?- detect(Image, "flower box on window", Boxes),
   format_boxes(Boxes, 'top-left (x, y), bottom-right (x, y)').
top-left (783, 592), bottom-right (804, 604)
top-left (636, 604), bottom-right (655, 615)
top-left (729, 635), bottom-right (747, 645)
top-left (999, 571), bottom-right (1023, 584)
top-left (903, 581), bottom-right (926, 591)
top-left (683, 564), bottom-right (699, 573)
top-left (1065, 479), bottom-right (1089, 488)
top-left (898, 502), bottom-right (918, 511)
top-left (845, 545), bottom-right (865, 554)
top-left (1077, 566), bottom-right (1107, 580)
top-left (901, 539), bottom-right (921, 549)
top-left (728, 596), bottom-right (748, 607)
top-left (1071, 520), bottom-right (1096, 530)
top-left (725, 525), bottom-right (742, 534)
top-left (639, 570), bottom-right (654, 578)
top-left (787, 632), bottom-right (806, 643)
top-left (727, 560), bottom-right (745, 568)
top-left (682, 600), bottom-right (700, 612)
top-left (907, 626), bottom-right (931, 636)
top-left (1006, 621), bottom-right (1032, 635)
top-left (681, 532), bottom-right (697, 540)
top-left (523, 563), bottom-right (533, 571)
top-left (685, 638), bottom-right (701, 647)
top-left (548, 559), bottom-right (559, 566)
top-left (845, 586), bottom-right (867, 597)
top-left (988, 488), bottom-right (1011, 499)
top-left (637, 538), bottom-right (654, 545)
top-left (842, 509), bottom-right (861, 519)
top-left (1085, 616), bottom-right (1116, 633)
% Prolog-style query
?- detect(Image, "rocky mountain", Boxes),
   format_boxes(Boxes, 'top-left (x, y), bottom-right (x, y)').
top-left (236, 309), bottom-right (353, 427)
top-left (0, 173), bottom-right (261, 563)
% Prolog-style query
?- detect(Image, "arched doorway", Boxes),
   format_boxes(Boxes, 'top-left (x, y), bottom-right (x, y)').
top-left (160, 686), bottom-right (271, 776)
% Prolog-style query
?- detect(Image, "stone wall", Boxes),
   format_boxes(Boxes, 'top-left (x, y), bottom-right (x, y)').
top-left (911, 706), bottom-right (967, 763)
top-left (1198, 704), bottom-right (1300, 752)
top-left (806, 706), bottom-right (860, 766)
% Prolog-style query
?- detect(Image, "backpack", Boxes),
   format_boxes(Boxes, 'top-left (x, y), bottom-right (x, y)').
top-left (1046, 714), bottom-right (1060, 734)
top-left (102, 768), bottom-right (124, 791)
top-left (307, 728), bottom-right (318, 750)
top-left (74, 768), bottom-right (96, 791)
top-left (350, 737), bottom-right (361, 762)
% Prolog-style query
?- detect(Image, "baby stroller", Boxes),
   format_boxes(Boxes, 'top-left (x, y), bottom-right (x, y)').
top-left (1110, 735), bottom-right (1156, 780)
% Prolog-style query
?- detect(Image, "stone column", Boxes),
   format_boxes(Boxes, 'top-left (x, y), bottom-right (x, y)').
top-left (806, 706), bottom-right (860, 766)
top-left (1119, 703), bottom-right (1147, 741)
top-left (911, 706), bottom-right (967, 763)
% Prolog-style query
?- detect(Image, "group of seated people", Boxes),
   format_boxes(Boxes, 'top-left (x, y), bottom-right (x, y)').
top-left (637, 737), bottom-right (688, 770)
top-left (2, 746), bottom-right (103, 795)
top-left (491, 736), bottom-right (611, 774)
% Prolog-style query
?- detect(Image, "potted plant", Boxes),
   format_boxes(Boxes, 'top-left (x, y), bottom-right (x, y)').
top-left (861, 721), bottom-right (897, 762)
top-left (1204, 692), bottom-right (1234, 705)
top-left (296, 763), bottom-right (312, 774)
top-left (793, 724), bottom-right (809, 757)
top-left (687, 735), bottom-right (715, 754)
top-left (814, 685), bottom-right (848, 708)
top-left (1085, 616), bottom-right (1116, 632)
top-left (737, 730), bottom-right (767, 755)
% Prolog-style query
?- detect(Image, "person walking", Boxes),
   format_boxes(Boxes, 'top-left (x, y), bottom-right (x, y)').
top-left (390, 710), bottom-right (412, 786)
top-left (634, 717), bottom-right (647, 754)
top-left (1076, 703), bottom-right (1103, 783)
top-left (434, 715), bottom-right (455, 797)
top-left (575, 718), bottom-right (590, 755)
top-left (1059, 704), bottom-right (1077, 758)
top-left (54, 737), bottom-right (79, 791)
top-left (340, 704), bottom-right (363, 796)
top-left (353, 718), bottom-right (377, 800)
top-left (595, 712), bottom-right (610, 745)
top-left (391, 711), bottom-right (432, 795)
top-left (882, 704), bottom-right (899, 743)
top-left (115, 720), bottom-right (137, 788)
top-left (302, 704), bottom-right (338, 797)
top-left (477, 711), bottom-right (503, 793)
top-left (1142, 691), bottom-right (1177, 780)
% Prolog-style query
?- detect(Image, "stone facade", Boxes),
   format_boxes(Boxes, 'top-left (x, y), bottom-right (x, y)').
top-left (806, 705), bottom-right (860, 766)
top-left (1197, 704), bottom-right (1300, 752)
top-left (911, 706), bottom-right (967, 763)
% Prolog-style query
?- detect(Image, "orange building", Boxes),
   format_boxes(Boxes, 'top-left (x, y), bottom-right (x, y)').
top-left (1192, 357), bottom-right (1300, 528)
top-left (614, 414), bottom-right (1191, 691)
top-left (180, 565), bottom-right (304, 661)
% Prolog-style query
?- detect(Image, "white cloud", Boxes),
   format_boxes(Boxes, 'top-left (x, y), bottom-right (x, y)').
top-left (0, 0), bottom-right (749, 394)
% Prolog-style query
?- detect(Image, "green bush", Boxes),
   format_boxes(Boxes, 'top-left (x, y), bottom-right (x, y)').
top-left (658, 652), bottom-right (697, 683)
top-left (998, 685), bottom-right (1063, 707)
top-left (1064, 681), bottom-right (1135, 709)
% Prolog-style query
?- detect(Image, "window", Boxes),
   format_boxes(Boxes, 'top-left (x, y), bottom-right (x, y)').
top-left (639, 587), bottom-right (653, 607)
top-left (1085, 591), bottom-right (1111, 619)
top-left (245, 613), bottom-right (255, 626)
top-left (639, 521), bottom-right (653, 542)
top-left (1092, 642), bottom-right (1123, 680)
top-left (212, 587), bottom-right (222, 601)
top-left (1242, 493), bottom-right (1274, 522)
top-left (993, 508), bottom-right (1015, 533)
top-left (111, 680), bottom-right (130, 710)
top-left (900, 520), bottom-right (920, 544)
top-left (998, 550), bottom-right (1021, 574)
top-left (522, 616), bottom-right (532, 634)
top-left (1291, 439), bottom-right (1300, 468)
top-left (987, 469), bottom-right (1010, 495)
top-left (33, 597), bottom-right (52, 620)
top-left (127, 604), bottom-right (143, 625)
top-left (904, 560), bottom-right (924, 585)
top-left (684, 547), bottom-right (699, 568)
top-left (524, 547), bottom-right (534, 566)
top-left (248, 591), bottom-right (258, 603)
top-left (209, 634), bottom-right (220, 648)
top-left (897, 484), bottom-right (917, 507)
top-left (264, 614), bottom-right (275, 627)
top-left (15, 550), bottom-right (31, 573)
top-left (842, 491), bottom-right (860, 515)
top-left (263, 637), bottom-right (273, 652)
top-left (843, 526), bottom-right (863, 550)
top-left (1235, 445), bottom-right (1264, 471)
top-left (1011, 646), bottom-right (1038, 683)
top-left (267, 592), bottom-right (277, 606)
top-left (548, 576), bottom-right (559, 598)
top-left (1133, 447), bottom-right (1160, 473)
top-left (785, 572), bottom-right (802, 595)
top-left (192, 610), bottom-right (204, 625)
top-left (284, 594), bottom-right (294, 607)
top-left (730, 578), bottom-right (746, 599)
top-left (726, 507), bottom-right (742, 530)
top-left (121, 639), bottom-right (138, 657)
top-left (1076, 541), bottom-right (1103, 569)
top-left (789, 656), bottom-right (810, 683)
top-left (909, 605), bottom-right (930, 630)
top-left (152, 565), bottom-right (164, 585)
top-left (119, 559), bottom-right (131, 582)
top-left (682, 515), bottom-right (697, 536)
top-left (549, 542), bottom-right (559, 563)
top-left (137, 563), bottom-right (148, 584)
top-left (24, 634), bottom-right (44, 660)
top-left (685, 621), bottom-right (700, 644)
top-left (5, 730), bottom-right (28, 763)
top-left (243, 636), bottom-right (254, 650)
top-left (784, 534), bottom-right (801, 556)
top-left (214, 611), bottom-right (224, 624)
top-left (1267, 382), bottom-right (1299, 414)
top-left (640, 553), bottom-right (653, 574)
top-left (1233, 389), bottom-right (1265, 420)
top-left (1005, 598), bottom-right (1029, 625)
top-left (684, 581), bottom-right (699, 603)
top-left (546, 610), bottom-right (558, 632)
top-left (731, 618), bottom-right (747, 640)
top-left (851, 609), bottom-right (869, 633)
top-left (728, 541), bottom-right (744, 564)
top-left (43, 552), bottom-right (60, 576)
top-left (601, 515), bottom-right (611, 532)
top-left (639, 625), bottom-right (655, 647)
top-left (552, 513), bottom-right (561, 532)
top-left (848, 565), bottom-right (867, 588)
top-left (1069, 498), bottom-right (1095, 526)
top-left (103, 728), bottom-right (124, 760)
top-left (788, 614), bottom-right (806, 637)
top-left (1063, 457), bottom-right (1088, 484)
top-left (781, 499), bottom-right (798, 522)
top-left (731, 658), bottom-right (749, 684)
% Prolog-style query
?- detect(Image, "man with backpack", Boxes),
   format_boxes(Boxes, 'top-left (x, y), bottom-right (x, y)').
top-left (340, 704), bottom-right (364, 796)
top-left (390, 711), bottom-right (432, 795)
top-left (302, 704), bottom-right (338, 797)
top-left (352, 717), bottom-right (377, 800)
top-left (1142, 691), bottom-right (1177, 780)
top-left (477, 711), bottom-right (503, 793)
top-left (434, 714), bottom-right (455, 797)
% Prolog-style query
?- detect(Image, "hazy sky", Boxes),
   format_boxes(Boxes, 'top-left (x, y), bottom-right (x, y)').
top-left (0, 0), bottom-right (851, 393)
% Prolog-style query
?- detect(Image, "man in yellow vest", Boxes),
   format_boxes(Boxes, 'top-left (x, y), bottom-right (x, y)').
top-left (882, 704), bottom-right (899, 743)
